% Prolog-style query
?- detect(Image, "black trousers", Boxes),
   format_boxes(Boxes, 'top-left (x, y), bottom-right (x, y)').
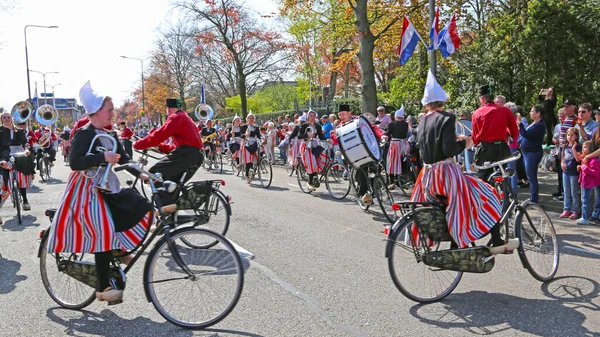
top-left (122, 139), bottom-right (133, 159)
top-left (37, 147), bottom-right (56, 162)
top-left (474, 141), bottom-right (511, 181)
top-left (149, 146), bottom-right (203, 206)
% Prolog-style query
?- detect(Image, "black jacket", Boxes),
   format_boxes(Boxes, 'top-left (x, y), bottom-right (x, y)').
top-left (417, 111), bottom-right (466, 164)
top-left (70, 124), bottom-right (130, 171)
top-left (298, 123), bottom-right (326, 140)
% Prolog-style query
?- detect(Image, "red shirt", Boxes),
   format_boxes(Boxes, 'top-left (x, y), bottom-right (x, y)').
top-left (472, 103), bottom-right (519, 145)
top-left (27, 130), bottom-right (38, 148)
top-left (134, 111), bottom-right (202, 153)
top-left (120, 127), bottom-right (134, 140)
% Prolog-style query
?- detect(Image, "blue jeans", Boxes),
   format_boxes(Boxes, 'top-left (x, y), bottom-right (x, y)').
top-left (508, 148), bottom-right (519, 195)
top-left (279, 143), bottom-right (287, 164)
top-left (582, 187), bottom-right (593, 220)
top-left (563, 173), bottom-right (580, 212)
top-left (522, 151), bottom-right (543, 203)
top-left (593, 186), bottom-right (600, 219)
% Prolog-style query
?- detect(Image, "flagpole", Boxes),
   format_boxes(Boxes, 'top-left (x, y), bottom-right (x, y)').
top-left (429, 0), bottom-right (437, 75)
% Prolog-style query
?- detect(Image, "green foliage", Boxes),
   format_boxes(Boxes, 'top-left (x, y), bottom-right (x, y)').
top-left (253, 83), bottom-right (297, 112)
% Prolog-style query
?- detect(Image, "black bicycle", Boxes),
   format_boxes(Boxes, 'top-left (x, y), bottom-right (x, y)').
top-left (8, 152), bottom-right (27, 225)
top-left (38, 162), bottom-right (244, 329)
top-left (36, 147), bottom-right (52, 182)
top-left (351, 158), bottom-right (398, 224)
top-left (385, 153), bottom-right (559, 303)
top-left (130, 149), bottom-right (232, 240)
top-left (295, 141), bottom-right (351, 199)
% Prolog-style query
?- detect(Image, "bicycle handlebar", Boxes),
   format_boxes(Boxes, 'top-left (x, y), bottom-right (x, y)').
top-left (113, 162), bottom-right (163, 183)
top-left (472, 151), bottom-right (521, 170)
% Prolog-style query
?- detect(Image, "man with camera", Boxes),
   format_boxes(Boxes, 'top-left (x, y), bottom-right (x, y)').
top-left (539, 87), bottom-right (558, 146)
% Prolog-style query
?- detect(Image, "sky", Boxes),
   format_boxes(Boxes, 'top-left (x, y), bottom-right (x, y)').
top-left (0, 0), bottom-right (278, 111)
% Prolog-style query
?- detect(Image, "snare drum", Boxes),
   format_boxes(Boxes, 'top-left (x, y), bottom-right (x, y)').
top-left (336, 116), bottom-right (381, 168)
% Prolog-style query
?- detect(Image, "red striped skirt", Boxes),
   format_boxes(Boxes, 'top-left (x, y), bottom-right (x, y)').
top-left (300, 142), bottom-right (327, 174)
top-left (46, 171), bottom-right (153, 253)
top-left (410, 159), bottom-right (502, 248)
top-left (239, 141), bottom-right (259, 165)
top-left (16, 171), bottom-right (32, 189)
top-left (288, 138), bottom-right (301, 166)
top-left (387, 139), bottom-right (411, 175)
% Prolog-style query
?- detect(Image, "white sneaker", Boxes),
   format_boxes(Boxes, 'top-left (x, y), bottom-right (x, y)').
top-left (576, 218), bottom-right (590, 225)
top-left (246, 177), bottom-right (252, 184)
top-left (361, 192), bottom-right (372, 204)
top-left (388, 184), bottom-right (396, 190)
top-left (307, 184), bottom-right (316, 191)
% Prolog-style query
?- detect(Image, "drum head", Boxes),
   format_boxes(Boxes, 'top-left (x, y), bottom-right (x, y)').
top-left (357, 116), bottom-right (381, 160)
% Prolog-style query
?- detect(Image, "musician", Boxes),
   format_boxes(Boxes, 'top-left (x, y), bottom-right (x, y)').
top-left (60, 126), bottom-right (71, 162)
top-left (386, 106), bottom-right (410, 190)
top-left (299, 110), bottom-right (328, 191)
top-left (0, 112), bottom-right (34, 216)
top-left (471, 84), bottom-right (519, 180)
top-left (71, 116), bottom-right (114, 140)
top-left (19, 121), bottom-right (38, 177)
top-left (229, 115), bottom-right (243, 165)
top-left (47, 80), bottom-right (152, 304)
top-left (34, 126), bottom-right (57, 165)
top-left (200, 119), bottom-right (217, 157)
top-left (410, 71), bottom-right (514, 251)
top-left (134, 98), bottom-right (204, 206)
top-left (239, 112), bottom-right (262, 183)
top-left (119, 122), bottom-right (134, 159)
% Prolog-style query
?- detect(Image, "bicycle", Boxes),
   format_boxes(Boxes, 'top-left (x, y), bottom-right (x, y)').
top-left (38, 162), bottom-right (244, 329)
top-left (239, 139), bottom-right (272, 188)
top-left (7, 151), bottom-right (27, 225)
top-left (129, 149), bottom-right (232, 240)
top-left (351, 156), bottom-right (398, 223)
top-left (36, 146), bottom-right (52, 182)
top-left (385, 153), bottom-right (559, 303)
top-left (295, 141), bottom-right (351, 200)
top-left (202, 142), bottom-right (223, 174)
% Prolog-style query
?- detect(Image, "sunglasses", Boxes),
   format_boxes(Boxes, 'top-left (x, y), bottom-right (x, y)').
top-left (578, 110), bottom-right (589, 114)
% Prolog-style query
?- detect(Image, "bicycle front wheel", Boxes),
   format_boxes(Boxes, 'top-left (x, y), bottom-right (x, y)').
top-left (325, 163), bottom-right (350, 200)
top-left (39, 232), bottom-right (96, 309)
top-left (258, 159), bottom-right (272, 188)
top-left (296, 164), bottom-right (311, 194)
top-left (515, 202), bottom-right (559, 282)
top-left (387, 219), bottom-right (462, 303)
top-left (144, 227), bottom-right (244, 329)
top-left (38, 158), bottom-right (47, 182)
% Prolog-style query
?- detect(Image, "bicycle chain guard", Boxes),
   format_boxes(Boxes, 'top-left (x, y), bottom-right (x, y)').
top-left (60, 260), bottom-right (126, 290)
top-left (422, 246), bottom-right (495, 273)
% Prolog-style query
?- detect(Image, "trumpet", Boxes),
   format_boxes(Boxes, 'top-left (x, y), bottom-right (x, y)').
top-left (83, 133), bottom-right (118, 190)
top-left (201, 132), bottom-right (219, 143)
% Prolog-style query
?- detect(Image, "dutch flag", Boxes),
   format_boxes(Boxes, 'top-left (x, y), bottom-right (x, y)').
top-left (398, 16), bottom-right (422, 66)
top-left (429, 6), bottom-right (440, 50)
top-left (438, 14), bottom-right (461, 58)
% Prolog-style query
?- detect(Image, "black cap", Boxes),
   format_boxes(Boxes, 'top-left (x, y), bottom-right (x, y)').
top-left (479, 84), bottom-right (493, 96)
top-left (338, 104), bottom-right (351, 112)
top-left (166, 98), bottom-right (182, 108)
top-left (562, 100), bottom-right (577, 107)
top-left (120, 122), bottom-right (126, 125)
top-left (594, 109), bottom-right (600, 115)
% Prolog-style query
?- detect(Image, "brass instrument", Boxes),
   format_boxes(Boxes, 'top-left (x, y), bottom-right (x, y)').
top-left (35, 104), bottom-right (58, 126)
top-left (11, 101), bottom-right (33, 124)
top-left (201, 132), bottom-right (219, 143)
top-left (195, 103), bottom-right (214, 122)
top-left (83, 133), bottom-right (118, 190)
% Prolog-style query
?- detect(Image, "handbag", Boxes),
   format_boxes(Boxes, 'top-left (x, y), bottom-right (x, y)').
top-left (99, 188), bottom-right (153, 232)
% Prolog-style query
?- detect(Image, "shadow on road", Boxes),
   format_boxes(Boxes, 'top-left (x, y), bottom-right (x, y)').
top-left (0, 257), bottom-right (27, 294)
top-left (559, 232), bottom-right (600, 259)
top-left (40, 178), bottom-right (65, 185)
top-left (27, 185), bottom-right (43, 194)
top-left (2, 215), bottom-right (39, 232)
top-left (541, 276), bottom-right (600, 311)
top-left (409, 289), bottom-right (598, 336)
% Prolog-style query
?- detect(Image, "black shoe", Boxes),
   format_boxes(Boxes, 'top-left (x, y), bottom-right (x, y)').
top-left (552, 192), bottom-right (562, 197)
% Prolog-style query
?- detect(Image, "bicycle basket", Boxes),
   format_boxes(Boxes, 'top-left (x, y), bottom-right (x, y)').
top-left (176, 181), bottom-right (212, 210)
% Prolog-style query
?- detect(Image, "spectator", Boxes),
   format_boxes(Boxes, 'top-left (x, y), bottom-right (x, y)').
top-left (505, 102), bottom-right (521, 194)
top-left (577, 141), bottom-right (600, 225)
top-left (376, 106), bottom-right (391, 131)
top-left (575, 103), bottom-right (598, 143)
top-left (560, 127), bottom-right (581, 219)
top-left (495, 95), bottom-right (506, 106)
top-left (539, 87), bottom-right (558, 146)
top-left (266, 122), bottom-right (276, 164)
top-left (456, 110), bottom-right (474, 172)
top-left (594, 110), bottom-right (600, 123)
top-left (329, 114), bottom-right (336, 125)
top-left (553, 101), bottom-right (578, 201)
top-left (517, 105), bottom-right (545, 203)
top-left (321, 115), bottom-right (333, 140)
top-left (285, 115), bottom-right (291, 123)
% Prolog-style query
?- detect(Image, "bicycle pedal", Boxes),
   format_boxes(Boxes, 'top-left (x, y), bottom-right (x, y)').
top-left (107, 300), bottom-right (123, 306)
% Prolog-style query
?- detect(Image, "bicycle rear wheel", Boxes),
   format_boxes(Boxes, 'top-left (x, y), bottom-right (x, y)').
top-left (515, 202), bottom-right (559, 282)
top-left (38, 158), bottom-right (47, 182)
top-left (387, 219), bottom-right (462, 303)
top-left (144, 227), bottom-right (244, 329)
top-left (374, 176), bottom-right (397, 223)
top-left (325, 163), bottom-right (350, 200)
top-left (180, 190), bottom-right (230, 249)
top-left (258, 159), bottom-right (272, 188)
top-left (215, 154), bottom-right (223, 174)
top-left (39, 232), bottom-right (96, 309)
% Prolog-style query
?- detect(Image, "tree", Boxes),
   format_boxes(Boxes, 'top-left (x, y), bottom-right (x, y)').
top-left (176, 0), bottom-right (293, 118)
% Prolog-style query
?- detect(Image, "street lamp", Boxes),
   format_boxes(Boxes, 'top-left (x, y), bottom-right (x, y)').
top-left (30, 70), bottom-right (59, 105)
top-left (120, 56), bottom-right (145, 124)
top-left (24, 25), bottom-right (58, 102)
top-left (48, 83), bottom-right (61, 107)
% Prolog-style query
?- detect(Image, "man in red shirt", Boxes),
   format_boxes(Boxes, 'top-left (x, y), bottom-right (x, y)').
top-left (34, 126), bottom-right (57, 165)
top-left (472, 84), bottom-right (519, 180)
top-left (134, 98), bottom-right (203, 206)
top-left (119, 122), bottom-right (134, 159)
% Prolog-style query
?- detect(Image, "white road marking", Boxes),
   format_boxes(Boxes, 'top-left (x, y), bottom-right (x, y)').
top-left (563, 245), bottom-right (600, 257)
top-left (122, 170), bottom-right (255, 260)
top-left (287, 183), bottom-right (298, 188)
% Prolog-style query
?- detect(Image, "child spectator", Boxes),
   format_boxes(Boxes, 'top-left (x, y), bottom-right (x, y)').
top-left (560, 128), bottom-right (581, 219)
top-left (577, 140), bottom-right (600, 225)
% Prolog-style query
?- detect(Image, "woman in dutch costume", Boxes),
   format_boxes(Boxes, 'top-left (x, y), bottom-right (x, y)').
top-left (229, 115), bottom-right (243, 165)
top-left (287, 113), bottom-right (305, 168)
top-left (239, 112), bottom-right (262, 183)
top-left (298, 110), bottom-right (328, 191)
top-left (386, 106), bottom-right (411, 191)
top-left (0, 112), bottom-right (35, 218)
top-left (46, 81), bottom-right (153, 303)
top-left (410, 71), bottom-right (517, 252)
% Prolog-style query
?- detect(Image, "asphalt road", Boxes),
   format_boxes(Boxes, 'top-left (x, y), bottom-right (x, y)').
top-left (1, 153), bottom-right (599, 337)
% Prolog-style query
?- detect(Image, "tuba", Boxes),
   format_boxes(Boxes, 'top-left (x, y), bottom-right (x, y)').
top-left (83, 133), bottom-right (118, 190)
top-left (35, 104), bottom-right (58, 126)
top-left (11, 101), bottom-right (33, 124)
top-left (195, 103), bottom-right (214, 122)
